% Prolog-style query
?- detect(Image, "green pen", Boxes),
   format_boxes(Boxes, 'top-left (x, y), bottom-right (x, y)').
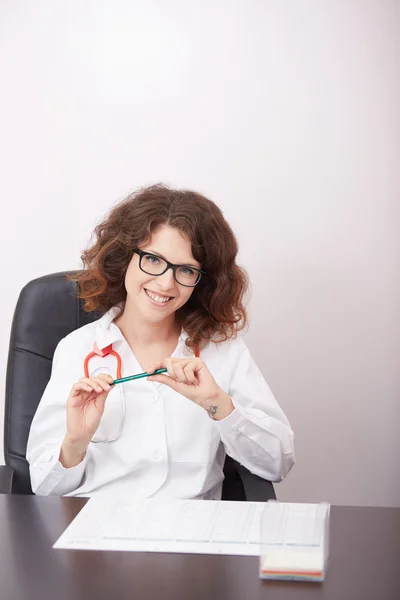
top-left (112, 368), bottom-right (167, 385)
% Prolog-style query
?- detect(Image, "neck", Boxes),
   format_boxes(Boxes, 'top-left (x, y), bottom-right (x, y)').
top-left (115, 302), bottom-right (180, 346)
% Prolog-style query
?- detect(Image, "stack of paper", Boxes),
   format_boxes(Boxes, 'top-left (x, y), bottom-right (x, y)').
top-left (259, 501), bottom-right (330, 582)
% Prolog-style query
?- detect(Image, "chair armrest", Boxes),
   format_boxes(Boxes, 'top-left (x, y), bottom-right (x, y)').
top-left (0, 465), bottom-right (14, 494)
top-left (222, 454), bottom-right (276, 502)
top-left (237, 464), bottom-right (277, 502)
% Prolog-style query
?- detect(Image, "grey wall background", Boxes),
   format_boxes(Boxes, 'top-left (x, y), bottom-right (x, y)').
top-left (0, 0), bottom-right (398, 506)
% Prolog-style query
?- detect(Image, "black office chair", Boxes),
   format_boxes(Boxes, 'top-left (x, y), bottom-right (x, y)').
top-left (1, 272), bottom-right (276, 501)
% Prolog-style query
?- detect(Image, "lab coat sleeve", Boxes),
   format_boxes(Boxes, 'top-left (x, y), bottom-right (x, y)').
top-left (214, 338), bottom-right (295, 482)
top-left (26, 338), bottom-right (90, 496)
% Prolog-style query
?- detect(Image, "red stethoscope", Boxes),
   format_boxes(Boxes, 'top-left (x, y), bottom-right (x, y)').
top-left (83, 341), bottom-right (200, 443)
top-left (84, 342), bottom-right (200, 381)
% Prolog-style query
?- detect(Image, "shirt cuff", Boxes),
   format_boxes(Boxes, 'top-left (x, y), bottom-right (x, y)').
top-left (34, 450), bottom-right (88, 495)
top-left (213, 401), bottom-right (247, 434)
top-left (53, 456), bottom-right (88, 477)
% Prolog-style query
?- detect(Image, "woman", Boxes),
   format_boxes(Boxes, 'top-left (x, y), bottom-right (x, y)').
top-left (27, 184), bottom-right (295, 498)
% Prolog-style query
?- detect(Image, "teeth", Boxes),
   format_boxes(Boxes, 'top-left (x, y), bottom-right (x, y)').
top-left (145, 289), bottom-right (171, 304)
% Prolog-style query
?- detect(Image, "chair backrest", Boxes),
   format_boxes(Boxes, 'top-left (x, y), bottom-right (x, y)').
top-left (4, 272), bottom-right (275, 500)
top-left (4, 272), bottom-right (97, 493)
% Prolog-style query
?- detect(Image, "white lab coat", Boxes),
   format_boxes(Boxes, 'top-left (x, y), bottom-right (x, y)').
top-left (27, 306), bottom-right (295, 498)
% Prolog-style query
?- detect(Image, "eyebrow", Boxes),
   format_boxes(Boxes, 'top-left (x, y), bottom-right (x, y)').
top-left (145, 248), bottom-right (201, 269)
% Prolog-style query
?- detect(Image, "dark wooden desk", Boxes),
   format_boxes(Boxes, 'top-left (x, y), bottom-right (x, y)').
top-left (0, 495), bottom-right (398, 600)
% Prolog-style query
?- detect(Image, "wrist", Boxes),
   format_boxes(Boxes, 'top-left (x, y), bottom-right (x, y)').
top-left (59, 436), bottom-right (88, 468)
top-left (204, 389), bottom-right (234, 421)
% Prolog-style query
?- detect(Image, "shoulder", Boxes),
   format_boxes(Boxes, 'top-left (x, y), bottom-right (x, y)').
top-left (198, 336), bottom-right (254, 386)
top-left (54, 305), bottom-right (123, 360)
top-left (56, 305), bottom-right (121, 354)
top-left (55, 319), bottom-right (99, 353)
top-left (200, 334), bottom-right (248, 362)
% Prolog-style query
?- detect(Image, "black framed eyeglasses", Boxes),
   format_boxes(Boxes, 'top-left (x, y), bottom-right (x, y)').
top-left (133, 249), bottom-right (205, 287)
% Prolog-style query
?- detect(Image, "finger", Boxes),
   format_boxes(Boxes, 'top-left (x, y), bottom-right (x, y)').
top-left (92, 376), bottom-right (112, 392)
top-left (94, 391), bottom-right (109, 412)
top-left (169, 357), bottom-right (195, 382)
top-left (164, 357), bottom-right (176, 379)
top-left (78, 377), bottom-right (104, 394)
top-left (185, 358), bottom-right (206, 381)
top-left (145, 361), bottom-right (165, 376)
top-left (71, 382), bottom-right (93, 394)
top-left (183, 362), bottom-right (198, 385)
top-left (97, 373), bottom-right (114, 385)
top-left (147, 373), bottom-right (181, 392)
top-left (171, 361), bottom-right (188, 382)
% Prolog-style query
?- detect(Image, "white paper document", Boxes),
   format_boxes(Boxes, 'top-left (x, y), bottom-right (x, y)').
top-left (54, 498), bottom-right (329, 560)
top-left (54, 497), bottom-right (267, 555)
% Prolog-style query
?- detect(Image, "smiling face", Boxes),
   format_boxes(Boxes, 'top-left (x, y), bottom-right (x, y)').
top-left (123, 225), bottom-right (201, 325)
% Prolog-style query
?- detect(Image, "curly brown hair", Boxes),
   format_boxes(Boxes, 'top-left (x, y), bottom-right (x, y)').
top-left (71, 184), bottom-right (249, 348)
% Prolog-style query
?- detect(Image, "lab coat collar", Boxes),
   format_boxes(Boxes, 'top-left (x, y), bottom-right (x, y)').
top-left (95, 305), bottom-right (193, 357)
top-left (95, 305), bottom-right (125, 351)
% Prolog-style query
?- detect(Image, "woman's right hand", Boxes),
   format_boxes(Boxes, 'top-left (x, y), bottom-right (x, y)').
top-left (59, 374), bottom-right (114, 468)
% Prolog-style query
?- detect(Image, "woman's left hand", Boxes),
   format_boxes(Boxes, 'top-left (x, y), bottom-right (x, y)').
top-left (146, 357), bottom-right (234, 421)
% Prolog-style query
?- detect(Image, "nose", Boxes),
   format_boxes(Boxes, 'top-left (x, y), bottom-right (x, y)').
top-left (155, 267), bottom-right (176, 291)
